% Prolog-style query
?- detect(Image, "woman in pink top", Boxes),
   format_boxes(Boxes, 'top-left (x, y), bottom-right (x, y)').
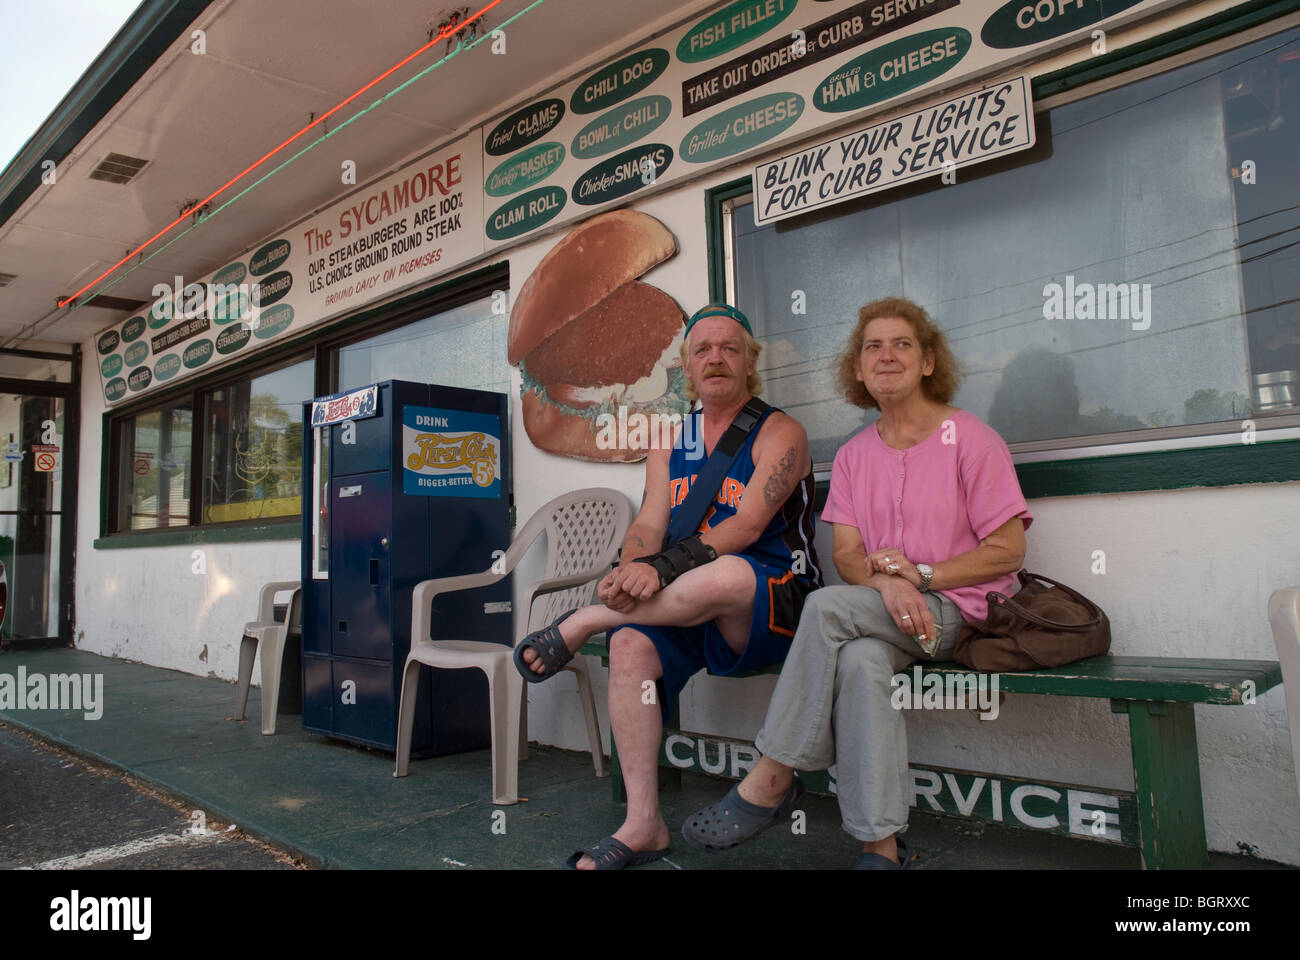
top-left (683, 297), bottom-right (1032, 868)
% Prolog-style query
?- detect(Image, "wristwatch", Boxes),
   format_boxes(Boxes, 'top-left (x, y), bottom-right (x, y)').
top-left (916, 563), bottom-right (934, 592)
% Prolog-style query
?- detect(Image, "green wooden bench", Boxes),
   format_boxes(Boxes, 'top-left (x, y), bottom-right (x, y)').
top-left (577, 640), bottom-right (1281, 869)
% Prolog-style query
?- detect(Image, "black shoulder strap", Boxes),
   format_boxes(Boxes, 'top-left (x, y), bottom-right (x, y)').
top-left (665, 397), bottom-right (772, 547)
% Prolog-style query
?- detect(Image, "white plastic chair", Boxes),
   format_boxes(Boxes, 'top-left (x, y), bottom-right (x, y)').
top-left (235, 580), bottom-right (301, 735)
top-left (1268, 585), bottom-right (1300, 810)
top-left (394, 488), bottom-right (630, 804)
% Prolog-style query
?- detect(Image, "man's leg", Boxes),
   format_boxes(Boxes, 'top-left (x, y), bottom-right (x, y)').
top-left (520, 557), bottom-right (757, 675)
top-left (574, 626), bottom-right (669, 870)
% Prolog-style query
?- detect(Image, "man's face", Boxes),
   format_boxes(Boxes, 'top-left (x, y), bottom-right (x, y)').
top-left (855, 316), bottom-right (934, 403)
top-left (686, 315), bottom-right (752, 406)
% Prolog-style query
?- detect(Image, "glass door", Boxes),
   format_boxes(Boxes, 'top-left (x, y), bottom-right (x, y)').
top-left (0, 390), bottom-right (70, 645)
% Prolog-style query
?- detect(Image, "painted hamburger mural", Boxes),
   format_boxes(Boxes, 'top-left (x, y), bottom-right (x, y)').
top-left (508, 210), bottom-right (692, 461)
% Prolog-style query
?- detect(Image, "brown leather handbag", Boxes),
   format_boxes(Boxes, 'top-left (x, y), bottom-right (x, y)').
top-left (952, 571), bottom-right (1110, 672)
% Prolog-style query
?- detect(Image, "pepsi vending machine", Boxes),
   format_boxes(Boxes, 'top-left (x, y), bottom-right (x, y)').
top-left (300, 380), bottom-right (511, 755)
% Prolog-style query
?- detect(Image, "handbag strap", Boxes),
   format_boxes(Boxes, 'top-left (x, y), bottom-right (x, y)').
top-left (665, 397), bottom-right (771, 547)
top-left (988, 570), bottom-right (1104, 630)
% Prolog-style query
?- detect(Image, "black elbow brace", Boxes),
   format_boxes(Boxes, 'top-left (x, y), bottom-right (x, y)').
top-left (635, 535), bottom-right (718, 589)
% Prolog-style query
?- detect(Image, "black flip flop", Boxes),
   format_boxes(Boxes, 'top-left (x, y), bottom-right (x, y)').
top-left (681, 775), bottom-right (805, 851)
top-left (563, 835), bottom-right (669, 870)
top-left (513, 610), bottom-right (577, 683)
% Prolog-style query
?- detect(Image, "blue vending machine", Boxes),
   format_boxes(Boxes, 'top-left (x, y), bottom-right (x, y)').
top-left (300, 380), bottom-right (511, 755)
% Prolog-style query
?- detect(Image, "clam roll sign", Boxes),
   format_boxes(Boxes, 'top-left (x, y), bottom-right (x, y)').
top-left (401, 407), bottom-right (502, 498)
top-left (754, 75), bottom-right (1036, 224)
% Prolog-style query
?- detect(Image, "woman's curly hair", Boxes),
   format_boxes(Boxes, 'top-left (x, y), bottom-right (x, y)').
top-left (836, 297), bottom-right (961, 410)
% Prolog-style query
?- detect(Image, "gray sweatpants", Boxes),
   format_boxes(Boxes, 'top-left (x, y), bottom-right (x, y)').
top-left (754, 584), bottom-right (964, 842)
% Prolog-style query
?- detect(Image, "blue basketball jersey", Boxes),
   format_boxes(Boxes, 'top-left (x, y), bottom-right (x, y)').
top-left (667, 406), bottom-right (822, 586)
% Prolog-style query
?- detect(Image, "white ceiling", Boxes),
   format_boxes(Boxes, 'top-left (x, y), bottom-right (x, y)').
top-left (0, 0), bottom-right (712, 348)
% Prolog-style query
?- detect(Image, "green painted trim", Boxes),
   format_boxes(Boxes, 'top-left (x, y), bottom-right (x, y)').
top-left (1013, 437), bottom-right (1300, 498)
top-left (704, 177), bottom-right (752, 303)
top-left (1032, 0), bottom-right (1300, 101)
top-left (0, 0), bottom-right (216, 229)
top-left (94, 520), bottom-right (299, 549)
top-left (99, 413), bottom-right (112, 539)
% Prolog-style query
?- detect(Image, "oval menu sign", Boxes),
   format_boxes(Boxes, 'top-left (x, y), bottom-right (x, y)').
top-left (486, 186), bottom-right (566, 241)
top-left (572, 96), bottom-right (671, 160)
top-left (249, 238), bottom-right (290, 277)
top-left (814, 28), bottom-right (971, 112)
top-left (982, 0), bottom-right (1145, 48)
top-left (485, 142), bottom-right (565, 197)
top-left (121, 315), bottom-right (147, 343)
top-left (680, 93), bottom-right (803, 164)
top-left (97, 330), bottom-right (120, 355)
top-left (485, 98), bottom-right (565, 156)
top-left (677, 0), bottom-right (797, 63)
top-left (572, 145), bottom-right (672, 206)
top-left (183, 339), bottom-right (214, 369)
top-left (571, 49), bottom-right (669, 114)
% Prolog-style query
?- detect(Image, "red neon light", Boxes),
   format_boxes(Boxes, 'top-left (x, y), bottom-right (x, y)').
top-left (60, 0), bottom-right (503, 308)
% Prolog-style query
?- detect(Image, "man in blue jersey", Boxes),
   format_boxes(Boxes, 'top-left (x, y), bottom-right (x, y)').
top-left (515, 302), bottom-right (822, 869)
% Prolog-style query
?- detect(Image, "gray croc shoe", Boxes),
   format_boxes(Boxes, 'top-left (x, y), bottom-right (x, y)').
top-left (852, 836), bottom-right (910, 869)
top-left (682, 776), bottom-right (805, 851)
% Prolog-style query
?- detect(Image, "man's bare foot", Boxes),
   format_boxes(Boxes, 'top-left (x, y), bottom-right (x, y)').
top-left (520, 607), bottom-right (596, 675)
top-left (575, 818), bottom-right (671, 870)
top-left (735, 756), bottom-right (794, 807)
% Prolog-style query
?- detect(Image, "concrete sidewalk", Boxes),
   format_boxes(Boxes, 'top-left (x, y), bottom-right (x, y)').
top-left (0, 647), bottom-right (1282, 870)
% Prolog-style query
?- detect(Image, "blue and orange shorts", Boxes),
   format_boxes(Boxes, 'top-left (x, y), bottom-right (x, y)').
top-left (615, 554), bottom-right (818, 724)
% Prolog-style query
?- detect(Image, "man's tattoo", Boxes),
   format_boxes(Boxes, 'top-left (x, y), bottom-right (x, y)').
top-left (763, 446), bottom-right (799, 508)
top-left (626, 533), bottom-right (646, 550)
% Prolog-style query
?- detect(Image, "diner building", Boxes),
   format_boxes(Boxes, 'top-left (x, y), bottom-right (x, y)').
top-left (0, 0), bottom-right (1297, 864)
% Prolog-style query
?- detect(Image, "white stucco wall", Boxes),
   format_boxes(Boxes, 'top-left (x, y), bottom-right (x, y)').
top-left (69, 0), bottom-right (1300, 865)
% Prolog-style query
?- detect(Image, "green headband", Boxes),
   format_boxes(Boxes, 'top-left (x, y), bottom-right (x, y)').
top-left (684, 303), bottom-right (753, 338)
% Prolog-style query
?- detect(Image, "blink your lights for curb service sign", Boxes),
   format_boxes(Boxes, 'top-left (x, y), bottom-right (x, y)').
top-left (94, 0), bottom-right (1181, 406)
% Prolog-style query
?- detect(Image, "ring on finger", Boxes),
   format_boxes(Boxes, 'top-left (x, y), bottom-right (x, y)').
top-left (886, 562), bottom-right (900, 574)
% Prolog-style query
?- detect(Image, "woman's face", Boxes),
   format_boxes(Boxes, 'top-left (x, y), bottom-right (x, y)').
top-left (856, 316), bottom-right (935, 405)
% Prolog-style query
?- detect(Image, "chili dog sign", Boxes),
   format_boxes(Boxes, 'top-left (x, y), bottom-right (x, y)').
top-left (754, 75), bottom-right (1035, 224)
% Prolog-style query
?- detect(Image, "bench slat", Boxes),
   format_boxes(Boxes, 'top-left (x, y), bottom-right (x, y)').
top-left (919, 657), bottom-right (1281, 704)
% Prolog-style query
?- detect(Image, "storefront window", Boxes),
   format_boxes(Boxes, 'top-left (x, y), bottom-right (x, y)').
top-left (338, 294), bottom-right (509, 393)
top-left (202, 359), bottom-right (313, 523)
top-left (115, 400), bottom-right (193, 530)
top-left (728, 26), bottom-right (1300, 466)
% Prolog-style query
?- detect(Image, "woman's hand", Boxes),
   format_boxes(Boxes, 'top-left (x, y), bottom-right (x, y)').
top-left (866, 546), bottom-right (921, 589)
top-left (878, 575), bottom-right (936, 644)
